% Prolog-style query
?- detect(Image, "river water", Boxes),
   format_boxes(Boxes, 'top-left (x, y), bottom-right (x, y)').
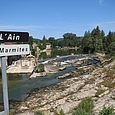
top-left (0, 67), bottom-right (76, 102)
top-left (0, 49), bottom-right (97, 102)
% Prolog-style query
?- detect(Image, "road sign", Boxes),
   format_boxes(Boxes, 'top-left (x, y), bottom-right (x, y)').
top-left (0, 44), bottom-right (30, 56)
top-left (0, 31), bottom-right (30, 115)
top-left (0, 31), bottom-right (29, 42)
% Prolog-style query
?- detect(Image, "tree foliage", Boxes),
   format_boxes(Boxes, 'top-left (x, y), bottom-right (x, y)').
top-left (38, 35), bottom-right (47, 50)
top-left (62, 33), bottom-right (81, 47)
top-left (28, 26), bottom-right (115, 56)
top-left (28, 36), bottom-right (35, 55)
top-left (81, 26), bottom-right (115, 55)
top-left (48, 37), bottom-right (58, 48)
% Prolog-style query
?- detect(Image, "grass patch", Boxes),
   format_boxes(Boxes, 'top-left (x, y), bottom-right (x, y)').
top-left (98, 105), bottom-right (115, 115)
top-left (34, 110), bottom-right (43, 115)
top-left (95, 88), bottom-right (105, 97)
top-left (76, 68), bottom-right (85, 76)
top-left (85, 78), bottom-right (95, 84)
top-left (101, 71), bottom-right (115, 89)
top-left (72, 97), bottom-right (94, 115)
top-left (50, 108), bottom-right (65, 115)
top-left (53, 109), bottom-right (65, 115)
top-left (9, 109), bottom-right (15, 115)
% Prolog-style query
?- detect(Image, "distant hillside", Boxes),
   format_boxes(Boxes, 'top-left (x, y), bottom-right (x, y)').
top-left (34, 38), bottom-right (41, 41)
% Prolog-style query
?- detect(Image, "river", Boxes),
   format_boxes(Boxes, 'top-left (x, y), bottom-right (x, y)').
top-left (0, 49), bottom-right (97, 102)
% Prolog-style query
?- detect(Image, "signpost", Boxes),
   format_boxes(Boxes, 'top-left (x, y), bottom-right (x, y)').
top-left (0, 31), bottom-right (29, 115)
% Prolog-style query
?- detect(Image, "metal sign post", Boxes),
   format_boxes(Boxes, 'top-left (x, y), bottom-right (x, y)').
top-left (0, 55), bottom-right (9, 115)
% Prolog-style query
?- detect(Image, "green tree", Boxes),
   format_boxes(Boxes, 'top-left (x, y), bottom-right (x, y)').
top-left (58, 39), bottom-right (65, 47)
top-left (105, 31), bottom-right (115, 54)
top-left (96, 38), bottom-right (103, 52)
top-left (82, 31), bottom-right (94, 53)
top-left (42, 35), bottom-right (47, 45)
top-left (112, 32), bottom-right (115, 42)
top-left (106, 42), bottom-right (115, 55)
top-left (48, 37), bottom-right (57, 48)
top-left (39, 43), bottom-right (46, 50)
top-left (28, 36), bottom-right (35, 55)
top-left (63, 33), bottom-right (77, 47)
top-left (106, 31), bottom-right (113, 46)
top-left (39, 35), bottom-right (47, 50)
top-left (29, 36), bottom-right (34, 46)
top-left (91, 26), bottom-right (101, 52)
top-left (82, 26), bottom-right (105, 53)
top-left (100, 30), bottom-right (105, 37)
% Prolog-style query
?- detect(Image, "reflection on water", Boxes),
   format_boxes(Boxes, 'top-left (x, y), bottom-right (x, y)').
top-left (38, 49), bottom-right (81, 59)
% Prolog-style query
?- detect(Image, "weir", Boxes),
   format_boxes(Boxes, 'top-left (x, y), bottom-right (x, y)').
top-left (0, 54), bottom-right (100, 104)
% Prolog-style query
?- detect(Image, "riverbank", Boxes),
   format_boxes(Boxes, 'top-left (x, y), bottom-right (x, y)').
top-left (9, 56), bottom-right (115, 115)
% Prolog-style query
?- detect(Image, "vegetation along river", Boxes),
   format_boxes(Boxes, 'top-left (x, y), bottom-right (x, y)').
top-left (0, 49), bottom-right (99, 103)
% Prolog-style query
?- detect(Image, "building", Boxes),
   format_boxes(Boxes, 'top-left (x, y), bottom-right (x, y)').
top-left (32, 42), bottom-right (40, 52)
top-left (46, 43), bottom-right (51, 50)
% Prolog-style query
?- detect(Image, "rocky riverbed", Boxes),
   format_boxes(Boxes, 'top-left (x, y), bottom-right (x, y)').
top-left (9, 57), bottom-right (115, 115)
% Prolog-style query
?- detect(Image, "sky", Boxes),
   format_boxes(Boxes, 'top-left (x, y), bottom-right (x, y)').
top-left (0, 0), bottom-right (115, 39)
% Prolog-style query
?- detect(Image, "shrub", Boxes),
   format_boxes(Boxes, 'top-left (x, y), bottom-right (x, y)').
top-left (35, 64), bottom-right (44, 72)
top-left (34, 111), bottom-right (43, 115)
top-left (77, 97), bottom-right (94, 113)
top-left (95, 88), bottom-right (105, 97)
top-left (72, 97), bottom-right (94, 115)
top-left (59, 109), bottom-right (65, 115)
top-left (72, 108), bottom-right (92, 115)
top-left (98, 106), bottom-right (115, 115)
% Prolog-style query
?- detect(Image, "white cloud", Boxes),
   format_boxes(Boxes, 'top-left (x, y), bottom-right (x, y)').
top-left (0, 25), bottom-right (40, 30)
top-left (0, 24), bottom-right (59, 31)
top-left (89, 21), bottom-right (115, 27)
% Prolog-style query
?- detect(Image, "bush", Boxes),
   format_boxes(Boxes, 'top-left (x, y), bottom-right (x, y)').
top-left (59, 109), bottom-right (65, 115)
top-left (98, 106), bottom-right (115, 115)
top-left (77, 97), bottom-right (94, 113)
top-left (95, 88), bottom-right (105, 97)
top-left (72, 97), bottom-right (94, 115)
top-left (34, 111), bottom-right (43, 115)
top-left (35, 64), bottom-right (44, 72)
top-left (72, 108), bottom-right (92, 115)
top-left (53, 109), bottom-right (65, 115)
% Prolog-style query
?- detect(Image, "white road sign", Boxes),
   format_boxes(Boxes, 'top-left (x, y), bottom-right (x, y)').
top-left (0, 44), bottom-right (30, 56)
